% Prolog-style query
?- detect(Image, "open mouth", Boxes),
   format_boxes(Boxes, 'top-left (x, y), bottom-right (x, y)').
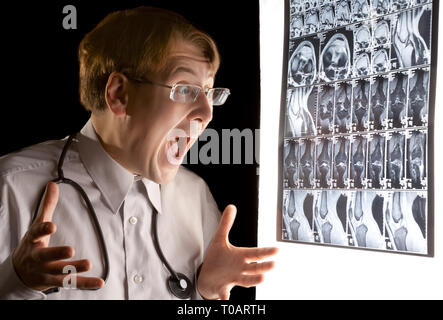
top-left (165, 135), bottom-right (192, 166)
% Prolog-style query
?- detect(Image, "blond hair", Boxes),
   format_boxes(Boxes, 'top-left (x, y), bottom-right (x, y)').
top-left (78, 6), bottom-right (220, 112)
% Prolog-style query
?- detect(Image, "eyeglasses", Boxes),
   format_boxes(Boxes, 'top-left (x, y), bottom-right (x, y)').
top-left (129, 77), bottom-right (231, 106)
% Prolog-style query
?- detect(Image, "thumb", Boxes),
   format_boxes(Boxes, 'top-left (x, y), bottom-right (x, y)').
top-left (214, 204), bottom-right (237, 243)
top-left (35, 182), bottom-right (59, 223)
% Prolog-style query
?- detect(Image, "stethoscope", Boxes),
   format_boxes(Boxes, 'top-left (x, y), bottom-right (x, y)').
top-left (31, 134), bottom-right (193, 299)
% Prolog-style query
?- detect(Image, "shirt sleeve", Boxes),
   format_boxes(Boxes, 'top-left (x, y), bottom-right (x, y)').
top-left (0, 254), bottom-right (46, 300)
top-left (0, 177), bottom-right (46, 300)
top-left (192, 180), bottom-right (221, 300)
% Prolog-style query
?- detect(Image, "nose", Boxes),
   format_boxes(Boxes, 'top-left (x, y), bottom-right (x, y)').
top-left (187, 91), bottom-right (213, 127)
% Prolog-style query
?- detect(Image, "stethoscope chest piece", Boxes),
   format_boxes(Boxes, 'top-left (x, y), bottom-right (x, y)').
top-left (167, 273), bottom-right (192, 299)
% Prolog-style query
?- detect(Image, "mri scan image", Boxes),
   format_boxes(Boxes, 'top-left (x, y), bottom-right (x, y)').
top-left (319, 33), bottom-right (352, 82)
top-left (305, 10), bottom-right (320, 35)
top-left (299, 139), bottom-right (315, 188)
top-left (407, 130), bottom-right (426, 189)
top-left (372, 49), bottom-right (390, 73)
top-left (334, 82), bottom-right (352, 133)
top-left (284, 140), bottom-right (299, 188)
top-left (352, 80), bottom-right (370, 132)
top-left (336, 0), bottom-right (351, 26)
top-left (352, 0), bottom-right (370, 22)
top-left (333, 137), bottom-right (350, 188)
top-left (316, 138), bottom-right (332, 188)
top-left (354, 52), bottom-right (371, 77)
top-left (391, 0), bottom-right (410, 11)
top-left (368, 134), bottom-right (386, 189)
top-left (387, 132), bottom-right (405, 189)
top-left (290, 14), bottom-right (304, 39)
top-left (283, 190), bottom-right (315, 242)
top-left (385, 191), bottom-right (427, 253)
top-left (408, 68), bottom-right (429, 127)
top-left (348, 191), bottom-right (385, 249)
top-left (314, 190), bottom-right (348, 245)
top-left (351, 135), bottom-right (367, 189)
top-left (282, 0), bottom-right (433, 255)
top-left (392, 7), bottom-right (431, 69)
top-left (355, 25), bottom-right (371, 50)
top-left (372, 0), bottom-right (390, 16)
top-left (370, 76), bottom-right (388, 130)
top-left (388, 72), bottom-right (408, 128)
top-left (374, 20), bottom-right (390, 47)
top-left (320, 4), bottom-right (335, 31)
top-left (317, 85), bottom-right (334, 134)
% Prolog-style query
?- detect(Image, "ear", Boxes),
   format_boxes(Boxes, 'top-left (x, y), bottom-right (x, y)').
top-left (105, 72), bottom-right (130, 116)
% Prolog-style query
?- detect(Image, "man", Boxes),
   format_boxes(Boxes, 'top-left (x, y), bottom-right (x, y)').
top-left (0, 6), bottom-right (277, 300)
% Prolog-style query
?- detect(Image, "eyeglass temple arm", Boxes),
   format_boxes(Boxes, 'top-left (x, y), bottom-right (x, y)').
top-left (131, 77), bottom-right (173, 89)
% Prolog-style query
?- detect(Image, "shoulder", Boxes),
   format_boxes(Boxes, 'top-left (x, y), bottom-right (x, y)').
top-left (0, 139), bottom-right (73, 179)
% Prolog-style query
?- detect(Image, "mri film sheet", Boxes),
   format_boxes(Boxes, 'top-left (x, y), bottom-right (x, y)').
top-left (281, 0), bottom-right (435, 255)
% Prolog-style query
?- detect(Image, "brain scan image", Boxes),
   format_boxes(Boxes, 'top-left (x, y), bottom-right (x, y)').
top-left (320, 33), bottom-right (352, 81)
top-left (320, 4), bottom-right (335, 30)
top-left (334, 83), bottom-right (352, 133)
top-left (372, 0), bottom-right (390, 16)
top-left (392, 7), bottom-right (430, 68)
top-left (283, 190), bottom-right (315, 242)
top-left (316, 138), bottom-right (332, 188)
top-left (333, 137), bottom-right (350, 188)
top-left (392, 0), bottom-right (410, 11)
top-left (355, 25), bottom-right (371, 50)
top-left (352, 80), bottom-right (370, 132)
top-left (385, 191), bottom-right (427, 253)
top-left (299, 139), bottom-right (315, 188)
top-left (317, 85), bottom-right (334, 134)
top-left (290, 14), bottom-right (304, 39)
top-left (314, 191), bottom-right (348, 245)
top-left (368, 134), bottom-right (386, 189)
top-left (351, 136), bottom-right (367, 188)
top-left (388, 73), bottom-right (408, 128)
top-left (407, 131), bottom-right (426, 189)
top-left (354, 52), bottom-right (371, 77)
top-left (374, 20), bottom-right (390, 46)
top-left (352, 0), bottom-right (370, 21)
top-left (387, 133), bottom-right (405, 189)
top-left (336, 0), bottom-right (351, 26)
top-left (284, 140), bottom-right (299, 188)
top-left (370, 77), bottom-right (388, 130)
top-left (305, 10), bottom-right (320, 35)
top-left (348, 191), bottom-right (385, 249)
top-left (408, 69), bottom-right (429, 126)
top-left (372, 49), bottom-right (390, 73)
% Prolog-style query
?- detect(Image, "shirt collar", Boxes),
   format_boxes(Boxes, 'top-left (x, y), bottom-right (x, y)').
top-left (77, 119), bottom-right (162, 215)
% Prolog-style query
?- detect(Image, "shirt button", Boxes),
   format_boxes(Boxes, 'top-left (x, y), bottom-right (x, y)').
top-left (129, 216), bottom-right (138, 225)
top-left (133, 274), bottom-right (144, 284)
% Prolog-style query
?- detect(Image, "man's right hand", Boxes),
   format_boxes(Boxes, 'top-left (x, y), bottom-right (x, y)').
top-left (11, 182), bottom-right (104, 292)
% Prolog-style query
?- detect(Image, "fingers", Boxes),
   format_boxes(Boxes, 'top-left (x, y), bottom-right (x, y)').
top-left (242, 261), bottom-right (275, 275)
top-left (235, 274), bottom-right (265, 288)
top-left (35, 182), bottom-right (59, 223)
top-left (43, 259), bottom-right (91, 275)
top-left (214, 205), bottom-right (237, 243)
top-left (239, 247), bottom-right (279, 262)
top-left (32, 246), bottom-right (74, 263)
top-left (27, 222), bottom-right (57, 243)
top-left (46, 275), bottom-right (104, 290)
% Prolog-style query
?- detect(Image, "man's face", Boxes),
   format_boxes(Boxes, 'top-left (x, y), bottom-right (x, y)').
top-left (124, 40), bottom-right (215, 184)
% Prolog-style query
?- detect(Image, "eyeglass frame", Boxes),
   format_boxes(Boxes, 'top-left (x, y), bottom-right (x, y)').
top-left (126, 76), bottom-right (231, 106)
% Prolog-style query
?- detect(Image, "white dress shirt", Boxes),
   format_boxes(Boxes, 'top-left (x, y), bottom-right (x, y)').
top-left (0, 119), bottom-right (221, 300)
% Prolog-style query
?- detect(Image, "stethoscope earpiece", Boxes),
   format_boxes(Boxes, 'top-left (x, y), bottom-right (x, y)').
top-left (167, 273), bottom-right (192, 299)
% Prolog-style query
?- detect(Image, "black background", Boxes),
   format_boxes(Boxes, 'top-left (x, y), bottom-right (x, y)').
top-left (0, 0), bottom-right (260, 300)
